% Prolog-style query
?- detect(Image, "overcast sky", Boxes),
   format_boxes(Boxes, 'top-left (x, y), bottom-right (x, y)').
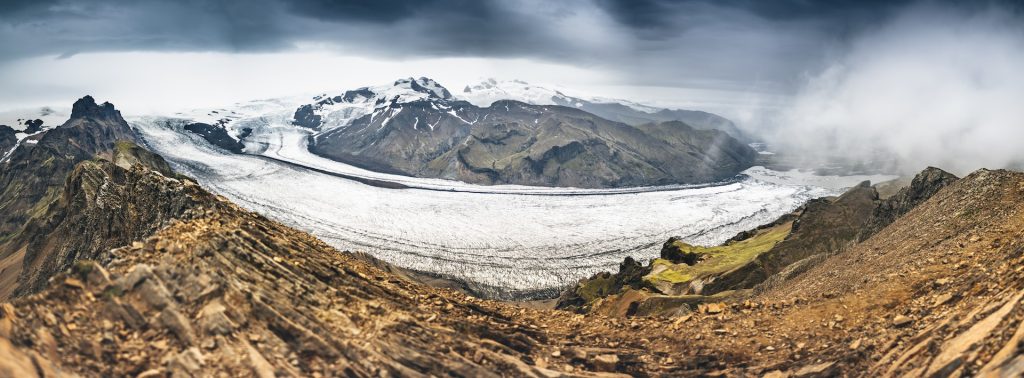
top-left (0, 0), bottom-right (1020, 124)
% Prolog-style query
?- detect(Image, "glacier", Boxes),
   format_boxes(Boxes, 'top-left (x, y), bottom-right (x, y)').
top-left (130, 104), bottom-right (895, 299)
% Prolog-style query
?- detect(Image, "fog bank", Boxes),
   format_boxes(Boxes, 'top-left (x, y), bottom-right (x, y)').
top-left (768, 3), bottom-right (1024, 175)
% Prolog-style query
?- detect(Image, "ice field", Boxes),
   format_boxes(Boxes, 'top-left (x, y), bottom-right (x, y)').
top-left (130, 113), bottom-right (894, 299)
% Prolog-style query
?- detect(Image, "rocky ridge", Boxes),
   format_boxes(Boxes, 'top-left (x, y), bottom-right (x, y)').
top-left (1, 98), bottom-right (1023, 376)
top-left (294, 77), bottom-right (756, 188)
top-left (558, 168), bottom-right (959, 315)
top-left (0, 95), bottom-right (139, 236)
top-left (2, 160), bottom-right (1022, 376)
top-left (0, 125), bottom-right (15, 158)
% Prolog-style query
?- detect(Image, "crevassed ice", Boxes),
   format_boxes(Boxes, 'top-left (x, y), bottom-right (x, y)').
top-left (129, 108), bottom-right (895, 299)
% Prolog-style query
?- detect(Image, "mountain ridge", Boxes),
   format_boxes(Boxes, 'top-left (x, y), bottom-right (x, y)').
top-left (300, 78), bottom-right (757, 188)
top-left (460, 78), bottom-right (749, 141)
top-left (2, 97), bottom-right (1024, 376)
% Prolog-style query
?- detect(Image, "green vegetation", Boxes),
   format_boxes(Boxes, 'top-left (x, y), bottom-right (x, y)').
top-left (645, 223), bottom-right (791, 286)
top-left (575, 273), bottom-right (620, 303)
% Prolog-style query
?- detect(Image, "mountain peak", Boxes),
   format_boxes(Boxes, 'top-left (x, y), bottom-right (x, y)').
top-left (71, 95), bottom-right (121, 121)
top-left (393, 77), bottom-right (452, 100)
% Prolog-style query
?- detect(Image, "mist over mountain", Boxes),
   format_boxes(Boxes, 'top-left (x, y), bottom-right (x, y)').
top-left (766, 2), bottom-right (1024, 175)
top-left (5, 1), bottom-right (1024, 376)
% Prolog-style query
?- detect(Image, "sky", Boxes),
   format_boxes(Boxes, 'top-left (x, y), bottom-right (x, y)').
top-left (0, 0), bottom-right (946, 113)
top-left (2, 0), bottom-right (1024, 174)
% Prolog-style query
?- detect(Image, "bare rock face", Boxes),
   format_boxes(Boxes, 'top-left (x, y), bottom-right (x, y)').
top-left (0, 96), bottom-right (140, 236)
top-left (183, 122), bottom-right (245, 153)
top-left (0, 98), bottom-right (187, 299)
top-left (0, 168), bottom-right (573, 376)
top-left (309, 98), bottom-right (756, 188)
top-left (7, 154), bottom-right (212, 297)
top-left (660, 236), bottom-right (706, 265)
top-left (555, 257), bottom-right (651, 312)
top-left (858, 167), bottom-right (958, 241)
top-left (0, 125), bottom-right (15, 157)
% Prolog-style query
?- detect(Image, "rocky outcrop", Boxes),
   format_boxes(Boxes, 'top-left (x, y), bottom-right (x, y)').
top-left (707, 181), bottom-right (880, 294)
top-left (555, 257), bottom-right (651, 312)
top-left (0, 96), bottom-right (139, 236)
top-left (858, 167), bottom-right (958, 241)
top-left (183, 122), bottom-right (246, 153)
top-left (291, 104), bottom-right (321, 129)
top-left (22, 119), bottom-right (43, 134)
top-left (0, 125), bottom-right (15, 157)
top-left (311, 98), bottom-right (756, 188)
top-left (660, 237), bottom-right (706, 265)
top-left (7, 153), bottom-right (211, 297)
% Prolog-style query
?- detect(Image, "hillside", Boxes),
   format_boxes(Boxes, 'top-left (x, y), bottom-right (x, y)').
top-left (2, 98), bottom-right (1024, 376)
top-left (301, 78), bottom-right (757, 188)
top-left (459, 79), bottom-right (749, 142)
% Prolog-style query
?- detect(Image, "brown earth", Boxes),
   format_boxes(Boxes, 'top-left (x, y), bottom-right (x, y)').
top-left (3, 163), bottom-right (1024, 376)
top-left (2, 99), bottom-right (1024, 376)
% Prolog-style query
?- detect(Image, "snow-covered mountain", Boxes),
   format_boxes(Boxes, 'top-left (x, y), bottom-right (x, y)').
top-left (293, 77), bottom-right (454, 132)
top-left (283, 77), bottom-right (758, 188)
top-left (0, 106), bottom-right (69, 162)
top-left (460, 78), bottom-right (748, 141)
top-left (460, 78), bottom-right (656, 112)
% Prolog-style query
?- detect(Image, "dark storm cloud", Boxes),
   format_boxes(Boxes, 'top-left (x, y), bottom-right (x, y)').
top-left (1, 0), bottom-right (1018, 92)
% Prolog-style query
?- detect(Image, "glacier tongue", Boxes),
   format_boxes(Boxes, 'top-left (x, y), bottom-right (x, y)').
top-left (129, 109), bottom-right (896, 300)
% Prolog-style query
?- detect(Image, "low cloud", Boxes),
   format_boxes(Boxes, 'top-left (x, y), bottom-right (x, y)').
top-left (767, 2), bottom-right (1024, 175)
top-left (0, 0), bottom-right (921, 97)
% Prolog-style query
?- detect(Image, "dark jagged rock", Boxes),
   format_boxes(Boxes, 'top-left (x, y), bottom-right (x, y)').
top-left (0, 96), bottom-right (139, 236)
top-left (858, 167), bottom-right (958, 241)
top-left (8, 154), bottom-right (210, 297)
top-left (0, 125), bottom-right (15, 156)
top-left (183, 122), bottom-right (245, 153)
top-left (661, 237), bottom-right (705, 265)
top-left (291, 104), bottom-right (321, 129)
top-left (22, 119), bottom-right (43, 134)
top-left (555, 257), bottom-right (652, 312)
top-left (70, 95), bottom-right (121, 121)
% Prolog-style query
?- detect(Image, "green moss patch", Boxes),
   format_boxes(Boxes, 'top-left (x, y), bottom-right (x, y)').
top-left (644, 223), bottom-right (791, 287)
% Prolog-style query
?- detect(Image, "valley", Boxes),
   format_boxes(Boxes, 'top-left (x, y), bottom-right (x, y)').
top-left (3, 2), bottom-right (1022, 376)
top-left (129, 96), bottom-right (892, 299)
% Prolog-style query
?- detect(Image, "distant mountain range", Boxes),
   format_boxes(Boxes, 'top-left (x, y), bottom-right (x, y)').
top-left (295, 77), bottom-right (756, 188)
top-left (460, 79), bottom-right (749, 142)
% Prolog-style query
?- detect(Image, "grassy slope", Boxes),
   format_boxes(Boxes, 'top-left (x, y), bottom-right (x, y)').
top-left (645, 223), bottom-right (791, 286)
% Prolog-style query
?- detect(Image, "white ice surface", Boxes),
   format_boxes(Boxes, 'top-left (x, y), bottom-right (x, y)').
top-left (460, 78), bottom-right (662, 113)
top-left (130, 113), bottom-right (896, 299)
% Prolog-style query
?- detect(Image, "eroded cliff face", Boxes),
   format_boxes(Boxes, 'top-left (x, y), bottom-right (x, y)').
top-left (0, 125), bottom-right (15, 158)
top-left (8, 155), bottom-right (210, 298)
top-left (0, 96), bottom-right (140, 236)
